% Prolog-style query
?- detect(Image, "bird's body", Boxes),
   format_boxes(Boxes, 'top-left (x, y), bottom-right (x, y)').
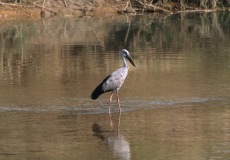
top-left (91, 66), bottom-right (128, 100)
top-left (91, 49), bottom-right (136, 113)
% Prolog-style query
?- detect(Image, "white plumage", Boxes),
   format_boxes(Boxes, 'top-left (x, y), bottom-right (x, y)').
top-left (102, 67), bottom-right (128, 92)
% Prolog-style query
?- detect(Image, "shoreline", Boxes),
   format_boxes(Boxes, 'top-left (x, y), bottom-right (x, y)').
top-left (0, 0), bottom-right (122, 21)
top-left (0, 0), bottom-right (229, 21)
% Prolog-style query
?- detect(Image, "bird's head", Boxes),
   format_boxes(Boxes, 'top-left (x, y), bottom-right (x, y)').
top-left (120, 49), bottom-right (136, 67)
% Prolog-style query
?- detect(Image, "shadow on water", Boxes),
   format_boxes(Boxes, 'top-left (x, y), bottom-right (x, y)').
top-left (92, 113), bottom-right (130, 160)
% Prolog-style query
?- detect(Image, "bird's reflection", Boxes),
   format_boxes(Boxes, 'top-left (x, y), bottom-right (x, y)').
top-left (109, 111), bottom-right (121, 129)
top-left (92, 113), bottom-right (130, 160)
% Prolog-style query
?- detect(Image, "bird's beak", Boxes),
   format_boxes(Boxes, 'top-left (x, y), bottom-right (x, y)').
top-left (127, 55), bottom-right (136, 67)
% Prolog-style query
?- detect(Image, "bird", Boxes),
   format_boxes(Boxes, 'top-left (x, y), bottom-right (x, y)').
top-left (91, 49), bottom-right (136, 114)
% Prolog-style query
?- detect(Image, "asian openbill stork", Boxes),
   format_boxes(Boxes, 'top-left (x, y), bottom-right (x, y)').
top-left (91, 49), bottom-right (136, 114)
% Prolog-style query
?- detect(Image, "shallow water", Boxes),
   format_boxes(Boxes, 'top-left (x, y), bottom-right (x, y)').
top-left (0, 12), bottom-right (230, 159)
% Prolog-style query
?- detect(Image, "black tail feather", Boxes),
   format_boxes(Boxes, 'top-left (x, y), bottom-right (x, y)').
top-left (91, 75), bottom-right (111, 100)
top-left (91, 83), bottom-right (105, 100)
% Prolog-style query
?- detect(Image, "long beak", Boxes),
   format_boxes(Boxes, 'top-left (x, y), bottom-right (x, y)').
top-left (127, 55), bottom-right (136, 67)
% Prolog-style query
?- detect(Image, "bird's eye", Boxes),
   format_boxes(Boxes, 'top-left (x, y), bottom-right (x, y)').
top-left (122, 51), bottom-right (128, 57)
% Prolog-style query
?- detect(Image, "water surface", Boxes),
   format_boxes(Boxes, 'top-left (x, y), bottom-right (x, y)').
top-left (0, 12), bottom-right (230, 160)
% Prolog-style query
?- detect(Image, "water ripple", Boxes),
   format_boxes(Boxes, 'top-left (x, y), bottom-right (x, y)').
top-left (0, 97), bottom-right (227, 114)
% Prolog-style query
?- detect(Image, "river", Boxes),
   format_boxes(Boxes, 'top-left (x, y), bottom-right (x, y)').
top-left (0, 12), bottom-right (230, 160)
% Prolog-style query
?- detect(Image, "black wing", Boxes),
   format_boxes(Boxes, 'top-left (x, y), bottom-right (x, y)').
top-left (90, 75), bottom-right (112, 100)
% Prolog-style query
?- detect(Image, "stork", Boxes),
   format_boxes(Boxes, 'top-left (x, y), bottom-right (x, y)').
top-left (91, 49), bottom-right (136, 114)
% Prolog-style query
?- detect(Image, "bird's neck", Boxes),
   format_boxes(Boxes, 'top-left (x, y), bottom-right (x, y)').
top-left (122, 57), bottom-right (128, 68)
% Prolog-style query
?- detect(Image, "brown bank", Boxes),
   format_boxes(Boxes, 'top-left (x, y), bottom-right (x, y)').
top-left (1, 0), bottom-right (230, 21)
top-left (0, 0), bottom-right (122, 21)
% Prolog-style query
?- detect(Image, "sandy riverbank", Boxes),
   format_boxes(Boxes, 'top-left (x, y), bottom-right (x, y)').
top-left (0, 0), bottom-right (229, 21)
top-left (0, 0), bottom-right (122, 21)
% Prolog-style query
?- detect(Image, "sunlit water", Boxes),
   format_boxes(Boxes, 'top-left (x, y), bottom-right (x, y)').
top-left (0, 12), bottom-right (230, 160)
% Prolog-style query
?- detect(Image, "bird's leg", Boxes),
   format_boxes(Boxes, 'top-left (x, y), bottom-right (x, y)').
top-left (116, 91), bottom-right (121, 113)
top-left (109, 111), bottom-right (114, 129)
top-left (118, 110), bottom-right (121, 128)
top-left (109, 92), bottom-right (114, 127)
top-left (109, 91), bottom-right (114, 115)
